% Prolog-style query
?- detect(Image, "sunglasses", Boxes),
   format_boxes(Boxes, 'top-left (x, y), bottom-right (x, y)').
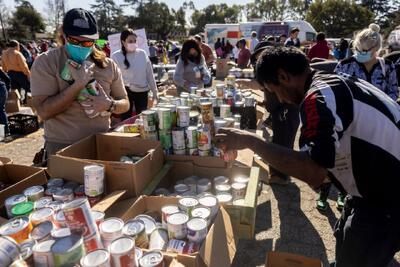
top-left (66, 36), bottom-right (95, 48)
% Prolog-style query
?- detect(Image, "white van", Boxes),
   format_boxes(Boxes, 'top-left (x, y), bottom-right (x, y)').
top-left (204, 24), bottom-right (240, 47)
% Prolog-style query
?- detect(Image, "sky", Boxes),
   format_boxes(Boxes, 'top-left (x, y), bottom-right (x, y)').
top-left (3, 0), bottom-right (254, 16)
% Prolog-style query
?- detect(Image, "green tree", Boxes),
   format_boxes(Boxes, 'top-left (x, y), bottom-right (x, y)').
top-left (45, 0), bottom-right (67, 33)
top-left (91, 0), bottom-right (126, 38)
top-left (357, 0), bottom-right (400, 26)
top-left (10, 1), bottom-right (45, 39)
top-left (306, 0), bottom-right (374, 37)
top-left (245, 0), bottom-right (311, 21)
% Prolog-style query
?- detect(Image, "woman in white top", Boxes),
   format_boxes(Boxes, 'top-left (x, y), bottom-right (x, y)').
top-left (111, 28), bottom-right (158, 120)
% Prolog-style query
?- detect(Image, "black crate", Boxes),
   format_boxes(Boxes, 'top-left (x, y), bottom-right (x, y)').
top-left (8, 114), bottom-right (39, 135)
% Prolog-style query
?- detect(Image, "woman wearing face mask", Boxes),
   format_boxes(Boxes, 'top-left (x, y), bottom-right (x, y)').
top-left (335, 23), bottom-right (399, 101)
top-left (111, 29), bottom-right (158, 120)
top-left (30, 8), bottom-right (129, 159)
top-left (173, 38), bottom-right (211, 95)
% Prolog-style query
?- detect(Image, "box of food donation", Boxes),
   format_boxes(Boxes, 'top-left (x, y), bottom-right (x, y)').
top-left (48, 132), bottom-right (164, 199)
top-left (141, 160), bottom-right (260, 239)
top-left (265, 252), bottom-right (323, 267)
top-left (5, 90), bottom-right (20, 114)
top-left (114, 195), bottom-right (236, 267)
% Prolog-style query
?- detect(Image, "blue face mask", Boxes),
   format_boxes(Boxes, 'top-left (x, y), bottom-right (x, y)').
top-left (65, 42), bottom-right (93, 64)
top-left (355, 51), bottom-right (372, 63)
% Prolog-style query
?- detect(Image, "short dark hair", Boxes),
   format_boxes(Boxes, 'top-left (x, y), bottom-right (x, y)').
top-left (255, 46), bottom-right (309, 85)
top-left (316, 32), bottom-right (326, 41)
top-left (8, 40), bottom-right (19, 48)
top-left (239, 38), bottom-right (246, 45)
top-left (291, 27), bottom-right (300, 34)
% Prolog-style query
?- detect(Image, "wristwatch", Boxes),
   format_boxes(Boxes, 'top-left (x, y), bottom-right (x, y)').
top-left (107, 100), bottom-right (116, 113)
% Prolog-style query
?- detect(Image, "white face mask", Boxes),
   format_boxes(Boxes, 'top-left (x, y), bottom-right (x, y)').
top-left (126, 43), bottom-right (138, 52)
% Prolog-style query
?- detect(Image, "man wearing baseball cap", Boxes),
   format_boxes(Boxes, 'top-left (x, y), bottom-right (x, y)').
top-left (30, 8), bottom-right (129, 159)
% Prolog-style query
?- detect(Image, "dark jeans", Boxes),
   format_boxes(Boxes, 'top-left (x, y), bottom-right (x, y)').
top-left (334, 197), bottom-right (400, 267)
top-left (150, 56), bottom-right (158, 65)
top-left (0, 82), bottom-right (9, 134)
top-left (120, 88), bottom-right (148, 121)
top-left (8, 71), bottom-right (30, 93)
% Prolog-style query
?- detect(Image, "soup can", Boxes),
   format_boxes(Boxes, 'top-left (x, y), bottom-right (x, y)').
top-left (200, 102), bottom-right (214, 124)
top-left (157, 108), bottom-right (172, 131)
top-left (99, 217), bottom-right (124, 249)
top-left (216, 193), bottom-right (233, 205)
top-left (231, 182), bottom-right (247, 201)
top-left (0, 236), bottom-right (20, 264)
top-left (187, 218), bottom-right (207, 244)
top-left (178, 197), bottom-right (199, 217)
top-left (33, 239), bottom-right (55, 267)
top-left (174, 184), bottom-right (189, 195)
top-left (34, 197), bottom-right (53, 211)
top-left (30, 207), bottom-right (54, 226)
top-left (215, 84), bottom-right (225, 99)
top-left (134, 215), bottom-right (157, 236)
top-left (139, 250), bottom-right (164, 267)
top-left (167, 212), bottom-right (188, 240)
top-left (62, 198), bottom-right (97, 238)
top-left (5, 194), bottom-right (27, 218)
top-left (84, 165), bottom-right (105, 197)
top-left (81, 249), bottom-right (110, 267)
top-left (172, 127), bottom-right (185, 150)
top-left (196, 178), bottom-right (211, 194)
top-left (215, 184), bottom-right (231, 195)
top-left (53, 188), bottom-right (74, 202)
top-left (149, 228), bottom-right (168, 251)
top-left (47, 178), bottom-right (64, 189)
top-left (177, 106), bottom-right (190, 127)
top-left (159, 130), bottom-right (172, 150)
top-left (220, 104), bottom-right (231, 118)
top-left (142, 110), bottom-right (157, 132)
top-left (185, 126), bottom-right (198, 149)
top-left (109, 237), bottom-right (136, 267)
top-left (29, 221), bottom-right (53, 242)
top-left (0, 217), bottom-right (31, 245)
top-left (161, 205), bottom-right (180, 229)
top-left (197, 127), bottom-right (211, 151)
top-left (191, 207), bottom-right (211, 226)
top-left (198, 195), bottom-right (219, 220)
top-left (166, 239), bottom-right (199, 254)
top-left (122, 219), bottom-right (149, 249)
top-left (23, 186), bottom-right (44, 202)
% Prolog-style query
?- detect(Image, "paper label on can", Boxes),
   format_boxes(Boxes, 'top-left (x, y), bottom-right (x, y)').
top-left (84, 167), bottom-right (104, 197)
top-left (177, 108), bottom-right (190, 127)
top-left (63, 207), bottom-right (96, 238)
top-left (172, 130), bottom-right (185, 150)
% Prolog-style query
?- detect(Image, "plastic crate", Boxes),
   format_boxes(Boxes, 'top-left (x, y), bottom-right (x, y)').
top-left (8, 114), bottom-right (39, 135)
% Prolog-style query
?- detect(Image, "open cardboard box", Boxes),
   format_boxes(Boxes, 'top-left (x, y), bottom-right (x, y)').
top-left (5, 90), bottom-right (21, 114)
top-left (265, 252), bottom-right (323, 267)
top-left (116, 195), bottom-right (236, 267)
top-left (142, 160), bottom-right (260, 239)
top-left (48, 133), bottom-right (164, 199)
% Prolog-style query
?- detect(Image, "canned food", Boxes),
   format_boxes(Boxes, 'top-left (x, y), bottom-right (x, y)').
top-left (109, 236), bottom-right (136, 267)
top-left (74, 185), bottom-right (85, 198)
top-left (80, 249), bottom-right (110, 267)
top-left (163, 104), bottom-right (177, 127)
top-left (29, 221), bottom-right (53, 242)
top-left (178, 197), bottom-right (199, 216)
top-left (47, 178), bottom-right (64, 189)
top-left (45, 187), bottom-right (60, 198)
top-left (213, 176), bottom-right (229, 186)
top-left (51, 228), bottom-right (71, 239)
top-left (231, 183), bottom-right (247, 201)
top-left (54, 210), bottom-right (67, 229)
top-left (52, 233), bottom-right (85, 267)
top-left (33, 239), bottom-right (55, 267)
top-left (185, 126), bottom-right (198, 149)
top-left (198, 195), bottom-right (219, 219)
top-left (142, 110), bottom-right (157, 132)
top-left (63, 181), bottom-right (80, 191)
top-left (234, 114), bottom-right (241, 123)
top-left (136, 247), bottom-right (143, 264)
top-left (158, 130), bottom-right (172, 150)
top-left (53, 188), bottom-right (74, 202)
top-left (23, 186), bottom-right (44, 202)
top-left (83, 232), bottom-right (103, 252)
top-left (149, 228), bottom-right (168, 251)
top-left (234, 176), bottom-right (250, 185)
top-left (187, 218), bottom-right (208, 244)
top-left (166, 239), bottom-right (199, 254)
top-left (215, 84), bottom-right (225, 99)
top-left (30, 207), bottom-right (54, 226)
top-left (34, 197), bottom-right (53, 210)
top-left (11, 202), bottom-right (34, 218)
top-left (161, 205), bottom-right (179, 229)
top-left (5, 194), bottom-right (27, 218)
top-left (189, 86), bottom-right (197, 94)
top-left (134, 215), bottom-right (157, 236)
top-left (174, 184), bottom-right (189, 195)
top-left (189, 110), bottom-right (200, 126)
top-left (200, 102), bottom-right (214, 124)
top-left (216, 193), bottom-right (233, 205)
top-left (0, 236), bottom-right (20, 263)
top-left (219, 104), bottom-right (231, 118)
top-left (196, 178), bottom-right (211, 194)
top-left (139, 250), bottom-right (164, 267)
top-left (235, 100), bottom-right (244, 108)
top-left (172, 127), bottom-right (185, 150)
top-left (224, 117), bottom-right (235, 128)
top-left (158, 108), bottom-right (172, 131)
top-left (171, 97), bottom-right (181, 106)
top-left (91, 210), bottom-right (105, 229)
top-left (197, 127), bottom-right (211, 150)
top-left (99, 217), bottom-right (124, 248)
top-left (122, 219), bottom-right (148, 249)
top-left (191, 207), bottom-right (211, 225)
top-left (180, 97), bottom-right (188, 107)
top-left (214, 119), bottom-right (226, 134)
top-left (215, 184), bottom-right (231, 195)
top-left (84, 165), bottom-right (105, 197)
top-left (20, 239), bottom-right (35, 264)
top-left (183, 175), bottom-right (198, 194)
top-left (177, 106), bottom-right (190, 127)
top-left (167, 212), bottom-right (188, 240)
top-left (62, 198), bottom-right (97, 238)
top-left (46, 201), bottom-right (63, 212)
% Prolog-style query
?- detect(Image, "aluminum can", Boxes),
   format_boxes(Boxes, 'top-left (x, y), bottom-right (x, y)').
top-left (20, 239), bottom-right (35, 265)
top-left (234, 114), bottom-right (241, 123)
top-left (34, 197), bottom-right (53, 211)
top-left (187, 218), bottom-right (208, 244)
top-left (81, 249), bottom-right (111, 267)
top-left (83, 232), bottom-right (103, 252)
top-left (215, 84), bottom-right (225, 99)
top-left (0, 250), bottom-right (14, 267)
top-left (224, 117), bottom-right (235, 128)
top-left (170, 97), bottom-right (181, 106)
top-left (178, 197), bottom-right (199, 217)
top-left (161, 205), bottom-right (179, 229)
top-left (220, 104), bottom-right (231, 118)
top-left (135, 247), bottom-right (143, 264)
top-left (216, 193), bottom-right (233, 205)
top-left (197, 127), bottom-right (211, 150)
top-left (232, 182), bottom-right (247, 201)
top-left (142, 110), bottom-right (157, 132)
top-left (185, 126), bottom-right (198, 149)
top-left (0, 236), bottom-right (20, 263)
top-left (109, 237), bottom-right (136, 267)
top-left (198, 195), bottom-right (219, 220)
top-left (200, 102), bottom-right (214, 124)
top-left (99, 217), bottom-right (124, 249)
top-left (157, 108), bottom-right (172, 131)
top-left (54, 210), bottom-right (67, 229)
top-left (62, 198), bottom-right (97, 238)
top-left (45, 187), bottom-right (60, 198)
top-left (23, 186), bottom-right (44, 202)
top-left (149, 228), bottom-right (168, 251)
top-left (91, 210), bottom-right (105, 229)
top-left (53, 188), bottom-right (74, 202)
top-left (139, 250), bottom-right (164, 267)
top-left (172, 127), bottom-right (185, 150)
top-left (122, 219), bottom-right (149, 249)
top-left (214, 119), bottom-right (226, 134)
top-left (167, 212), bottom-right (188, 240)
top-left (134, 215), bottom-right (157, 236)
top-left (215, 184), bottom-right (231, 195)
top-left (46, 200), bottom-right (63, 212)
top-left (51, 228), bottom-right (71, 239)
top-left (47, 178), bottom-right (64, 189)
top-left (213, 176), bottom-right (229, 186)
top-left (177, 106), bottom-right (190, 127)
top-left (33, 239), bottom-right (55, 267)
top-left (5, 194), bottom-right (27, 218)
top-left (11, 201), bottom-right (34, 217)
top-left (51, 233), bottom-right (84, 267)
top-left (189, 110), bottom-right (200, 126)
top-left (191, 207), bottom-right (211, 226)
top-left (0, 217), bottom-right (32, 243)
top-left (174, 183), bottom-right (189, 195)
top-left (29, 221), bottom-right (53, 242)
top-left (183, 176), bottom-right (198, 194)
top-left (196, 178), bottom-right (211, 194)
top-left (234, 175), bottom-right (250, 185)
top-left (84, 164), bottom-right (105, 197)
top-left (74, 185), bottom-right (85, 198)
top-left (60, 59), bottom-right (81, 83)
top-left (158, 130), bottom-right (172, 150)
top-left (166, 239), bottom-right (199, 254)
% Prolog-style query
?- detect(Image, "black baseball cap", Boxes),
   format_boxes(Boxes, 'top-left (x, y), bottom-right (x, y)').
top-left (63, 8), bottom-right (99, 39)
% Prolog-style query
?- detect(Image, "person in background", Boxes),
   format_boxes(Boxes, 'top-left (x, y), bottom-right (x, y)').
top-left (173, 38), bottom-right (211, 95)
top-left (279, 34), bottom-right (287, 45)
top-left (214, 38), bottom-right (223, 58)
top-left (111, 29), bottom-right (158, 120)
top-left (40, 41), bottom-right (49, 53)
top-left (237, 38), bottom-right (251, 69)
top-left (225, 40), bottom-right (233, 58)
top-left (307, 32), bottom-right (329, 61)
top-left (285, 28), bottom-right (301, 48)
top-left (333, 38), bottom-right (349, 61)
top-left (2, 40), bottom-right (31, 102)
top-left (0, 68), bottom-right (11, 139)
top-left (27, 43), bottom-right (39, 62)
top-left (149, 42), bottom-right (158, 65)
top-left (194, 35), bottom-right (214, 66)
top-left (30, 8), bottom-right (129, 157)
top-left (19, 43), bottom-right (33, 68)
top-left (250, 31), bottom-right (259, 53)
top-left (232, 41), bottom-right (240, 62)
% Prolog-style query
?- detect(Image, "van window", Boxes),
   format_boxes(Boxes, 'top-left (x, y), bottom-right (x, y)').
top-left (306, 32), bottom-right (316, 41)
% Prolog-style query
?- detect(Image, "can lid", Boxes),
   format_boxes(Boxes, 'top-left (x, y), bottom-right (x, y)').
top-left (231, 182), bottom-right (247, 190)
top-left (197, 178), bottom-right (211, 187)
top-left (213, 176), bottom-right (230, 185)
top-left (109, 236), bottom-right (135, 254)
top-left (140, 251), bottom-right (163, 266)
top-left (30, 221), bottom-right (53, 241)
top-left (91, 210), bottom-right (105, 221)
top-left (0, 217), bottom-right (29, 235)
top-left (234, 176), bottom-right (250, 184)
top-left (199, 195), bottom-right (218, 207)
top-left (11, 201), bottom-right (34, 216)
top-left (34, 197), bottom-right (53, 210)
top-left (51, 228), bottom-right (71, 239)
top-left (161, 205), bottom-right (180, 214)
top-left (122, 219), bottom-right (145, 236)
top-left (51, 233), bottom-right (83, 254)
top-left (167, 212), bottom-right (189, 225)
top-left (134, 215), bottom-right (157, 235)
top-left (187, 217), bottom-right (207, 231)
top-left (30, 207), bottom-right (53, 222)
top-left (81, 249), bottom-right (110, 267)
top-left (179, 197), bottom-right (199, 207)
top-left (215, 184), bottom-right (231, 191)
top-left (216, 193), bottom-right (233, 203)
top-left (23, 186), bottom-right (44, 196)
top-left (84, 164), bottom-right (104, 172)
top-left (5, 194), bottom-right (27, 205)
top-left (100, 217), bottom-right (124, 234)
top-left (33, 239), bottom-right (56, 253)
top-left (191, 207), bottom-right (211, 218)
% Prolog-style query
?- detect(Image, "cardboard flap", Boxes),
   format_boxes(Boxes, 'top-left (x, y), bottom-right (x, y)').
top-left (0, 157), bottom-right (12, 165)
top-left (265, 252), bottom-right (323, 267)
top-left (92, 190), bottom-right (126, 213)
top-left (200, 207), bottom-right (237, 267)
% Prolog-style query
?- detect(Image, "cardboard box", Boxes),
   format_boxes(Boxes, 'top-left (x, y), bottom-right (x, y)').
top-left (265, 252), bottom-right (323, 267)
top-left (0, 164), bottom-right (47, 205)
top-left (48, 133), bottom-right (164, 199)
top-left (0, 157), bottom-right (12, 165)
top-left (117, 195), bottom-right (237, 267)
top-left (5, 90), bottom-right (21, 114)
top-left (142, 160), bottom-right (260, 239)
